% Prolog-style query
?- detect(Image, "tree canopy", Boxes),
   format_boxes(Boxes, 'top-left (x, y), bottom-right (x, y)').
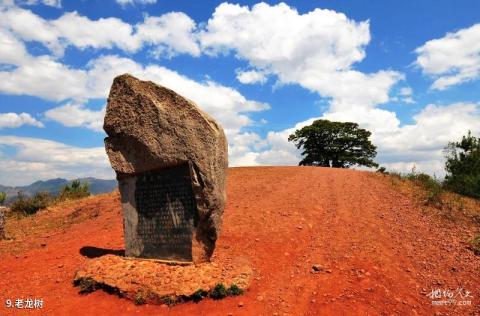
top-left (288, 119), bottom-right (378, 168)
top-left (59, 180), bottom-right (90, 200)
top-left (444, 131), bottom-right (480, 198)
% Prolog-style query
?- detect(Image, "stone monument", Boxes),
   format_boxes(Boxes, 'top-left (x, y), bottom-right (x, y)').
top-left (104, 74), bottom-right (228, 263)
top-left (75, 76), bottom-right (250, 302)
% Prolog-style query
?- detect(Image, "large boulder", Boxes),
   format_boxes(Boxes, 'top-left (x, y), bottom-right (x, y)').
top-left (104, 74), bottom-right (228, 263)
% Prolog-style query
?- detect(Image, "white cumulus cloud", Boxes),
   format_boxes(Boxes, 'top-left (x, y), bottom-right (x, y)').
top-left (199, 2), bottom-right (402, 109)
top-left (51, 11), bottom-right (140, 52)
top-left (44, 103), bottom-right (105, 131)
top-left (415, 23), bottom-right (480, 90)
top-left (236, 69), bottom-right (267, 84)
top-left (0, 112), bottom-right (44, 128)
top-left (0, 28), bottom-right (30, 65)
top-left (399, 87), bottom-right (412, 96)
top-left (0, 55), bottom-right (88, 101)
top-left (0, 4), bottom-right (198, 57)
top-left (136, 12), bottom-right (201, 57)
top-left (394, 86), bottom-right (415, 104)
top-left (200, 3), bottom-right (370, 71)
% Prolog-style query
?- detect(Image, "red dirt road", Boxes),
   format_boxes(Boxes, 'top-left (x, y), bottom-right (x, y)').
top-left (1, 167), bottom-right (479, 315)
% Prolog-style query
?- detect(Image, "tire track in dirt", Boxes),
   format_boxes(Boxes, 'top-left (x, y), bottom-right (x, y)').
top-left (302, 170), bottom-right (422, 315)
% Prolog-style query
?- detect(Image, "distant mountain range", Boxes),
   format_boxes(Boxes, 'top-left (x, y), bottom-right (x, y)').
top-left (0, 178), bottom-right (117, 204)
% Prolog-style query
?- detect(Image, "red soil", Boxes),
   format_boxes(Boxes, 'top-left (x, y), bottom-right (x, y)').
top-left (0, 167), bottom-right (479, 315)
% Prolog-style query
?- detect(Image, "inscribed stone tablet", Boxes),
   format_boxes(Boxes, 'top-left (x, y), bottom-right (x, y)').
top-left (121, 163), bottom-right (197, 261)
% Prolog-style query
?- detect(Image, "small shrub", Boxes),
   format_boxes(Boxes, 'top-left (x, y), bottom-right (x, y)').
top-left (444, 131), bottom-right (480, 199)
top-left (422, 177), bottom-right (443, 206)
top-left (227, 284), bottom-right (244, 296)
top-left (76, 277), bottom-right (97, 294)
top-left (58, 180), bottom-right (90, 201)
top-left (134, 291), bottom-right (147, 305)
top-left (192, 289), bottom-right (207, 302)
top-left (376, 166), bottom-right (387, 173)
top-left (160, 296), bottom-right (175, 306)
top-left (210, 283), bottom-right (228, 300)
top-left (404, 168), bottom-right (443, 206)
top-left (10, 191), bottom-right (53, 215)
top-left (0, 191), bottom-right (6, 205)
top-left (10, 192), bottom-right (28, 214)
top-left (192, 284), bottom-right (243, 303)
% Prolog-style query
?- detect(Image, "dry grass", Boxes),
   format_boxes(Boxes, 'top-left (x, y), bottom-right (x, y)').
top-left (0, 192), bottom-right (119, 256)
top-left (381, 172), bottom-right (480, 228)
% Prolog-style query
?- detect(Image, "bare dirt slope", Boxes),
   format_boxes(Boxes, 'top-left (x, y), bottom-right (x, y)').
top-left (1, 167), bottom-right (479, 315)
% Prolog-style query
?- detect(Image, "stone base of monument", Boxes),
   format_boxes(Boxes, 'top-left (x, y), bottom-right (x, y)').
top-left (73, 254), bottom-right (253, 305)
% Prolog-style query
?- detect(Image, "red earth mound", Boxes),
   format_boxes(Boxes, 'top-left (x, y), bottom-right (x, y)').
top-left (0, 167), bottom-right (479, 315)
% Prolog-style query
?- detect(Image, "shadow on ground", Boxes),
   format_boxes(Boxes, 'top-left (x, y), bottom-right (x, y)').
top-left (80, 246), bottom-right (125, 258)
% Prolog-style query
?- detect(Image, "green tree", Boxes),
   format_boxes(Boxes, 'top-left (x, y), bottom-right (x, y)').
top-left (288, 119), bottom-right (378, 168)
top-left (59, 180), bottom-right (90, 200)
top-left (444, 131), bottom-right (480, 198)
top-left (0, 192), bottom-right (6, 205)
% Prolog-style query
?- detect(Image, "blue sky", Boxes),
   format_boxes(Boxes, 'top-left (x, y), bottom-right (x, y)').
top-left (0, 0), bottom-right (479, 186)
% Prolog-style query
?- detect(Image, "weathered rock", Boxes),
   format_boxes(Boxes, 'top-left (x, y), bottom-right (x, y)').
top-left (104, 74), bottom-right (228, 263)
